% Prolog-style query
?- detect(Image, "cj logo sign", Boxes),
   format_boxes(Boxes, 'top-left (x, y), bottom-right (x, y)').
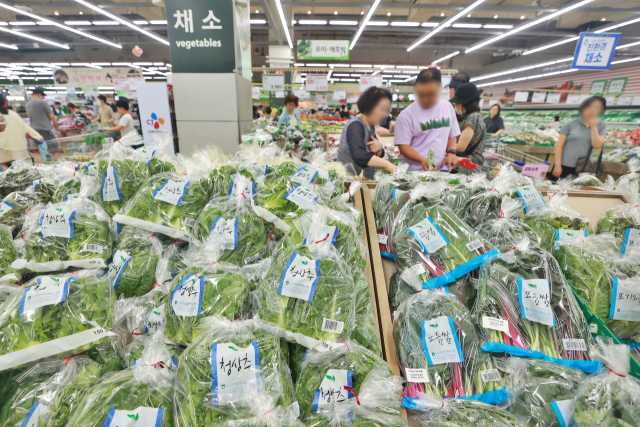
top-left (147, 113), bottom-right (165, 129)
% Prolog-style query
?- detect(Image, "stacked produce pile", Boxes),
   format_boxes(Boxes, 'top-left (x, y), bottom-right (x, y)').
top-left (372, 164), bottom-right (640, 426)
top-left (0, 131), bottom-right (406, 426)
top-left (245, 122), bottom-right (326, 159)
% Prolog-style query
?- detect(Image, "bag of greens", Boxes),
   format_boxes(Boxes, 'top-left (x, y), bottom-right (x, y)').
top-left (615, 158), bottom-right (640, 196)
top-left (0, 159), bottom-right (43, 199)
top-left (0, 224), bottom-right (20, 284)
top-left (571, 173), bottom-right (604, 188)
top-left (409, 398), bottom-right (527, 427)
top-left (393, 291), bottom-right (509, 405)
top-left (477, 248), bottom-right (599, 373)
top-left (12, 198), bottom-right (113, 272)
top-left (133, 131), bottom-right (182, 176)
top-left (478, 198), bottom-right (541, 251)
top-left (174, 316), bottom-right (296, 426)
top-left (371, 165), bottom-right (420, 228)
top-left (0, 191), bottom-right (42, 238)
top-left (595, 202), bottom-right (640, 241)
top-left (440, 173), bottom-right (490, 216)
top-left (156, 239), bottom-right (190, 284)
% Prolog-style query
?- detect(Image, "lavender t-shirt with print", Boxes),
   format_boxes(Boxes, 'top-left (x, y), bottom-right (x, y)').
top-left (394, 99), bottom-right (461, 171)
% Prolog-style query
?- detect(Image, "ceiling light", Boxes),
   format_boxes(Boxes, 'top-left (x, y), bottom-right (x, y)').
top-left (601, 18), bottom-right (606, 21)
top-left (54, 11), bottom-right (59, 15)
top-left (421, 22), bottom-right (438, 27)
top-left (133, 20), bottom-right (148, 25)
top-left (466, 0), bottom-right (596, 53)
top-left (10, 21), bottom-right (36, 25)
top-left (79, 11), bottom-right (83, 14)
top-left (255, 10), bottom-right (259, 13)
top-left (333, 73), bottom-right (350, 77)
top-left (374, 64), bottom-right (393, 68)
top-left (64, 21), bottom-right (91, 25)
top-left (523, 36), bottom-right (579, 55)
top-left (390, 21), bottom-right (420, 27)
top-left (483, 24), bottom-right (513, 29)
top-left (149, 20), bottom-right (167, 25)
top-left (70, 62), bottom-right (102, 69)
top-left (330, 20), bottom-right (358, 25)
top-left (91, 62), bottom-right (111, 66)
top-left (408, 0), bottom-right (485, 51)
top-left (0, 26), bottom-right (70, 49)
top-left (92, 20), bottom-right (119, 25)
top-left (471, 56), bottom-right (572, 82)
top-left (617, 40), bottom-right (640, 50)
top-left (74, 0), bottom-right (169, 45)
top-left (361, 11), bottom-right (364, 15)
top-left (611, 56), bottom-right (640, 65)
top-left (352, 0), bottom-right (381, 49)
top-left (351, 64), bottom-right (372, 67)
top-left (306, 63), bottom-right (327, 66)
top-left (366, 21), bottom-right (388, 26)
top-left (493, 15), bottom-right (498, 19)
top-left (273, 0), bottom-right (293, 48)
top-left (250, 19), bottom-right (266, 24)
top-left (133, 62), bottom-right (152, 65)
top-left (440, 13), bottom-right (445, 17)
top-left (520, 15), bottom-right (525, 19)
top-left (432, 50), bottom-right (460, 64)
top-left (341, 78), bottom-right (357, 82)
top-left (298, 20), bottom-right (326, 25)
top-left (0, 41), bottom-right (17, 50)
top-left (334, 11), bottom-right (338, 15)
top-left (307, 10), bottom-right (311, 14)
top-left (396, 65), bottom-right (418, 69)
top-left (294, 63), bottom-right (304, 66)
top-left (452, 23), bottom-right (482, 28)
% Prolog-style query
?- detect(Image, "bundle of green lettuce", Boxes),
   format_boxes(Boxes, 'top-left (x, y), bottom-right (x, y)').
top-left (0, 224), bottom-right (20, 284)
top-left (554, 234), bottom-right (640, 343)
top-left (440, 173), bottom-right (490, 215)
top-left (478, 198), bottom-right (541, 251)
top-left (476, 248), bottom-right (599, 372)
top-left (210, 163), bottom-right (257, 198)
top-left (106, 226), bottom-right (162, 297)
top-left (524, 193), bottom-right (590, 252)
top-left (255, 243), bottom-right (355, 344)
top-left (571, 173), bottom-right (604, 188)
top-left (371, 168), bottom-right (421, 229)
top-left (501, 357), bottom-right (586, 427)
top-left (0, 159), bottom-right (43, 199)
top-left (0, 270), bottom-right (115, 369)
top-left (0, 354), bottom-right (103, 427)
top-left (124, 334), bottom-right (183, 370)
top-left (393, 291), bottom-right (507, 405)
top-left (463, 187), bottom-right (521, 228)
top-left (0, 191), bottom-right (41, 237)
top-left (298, 150), bottom-right (348, 199)
top-left (92, 140), bottom-right (151, 216)
top-left (133, 132), bottom-right (181, 176)
top-left (573, 338), bottom-right (640, 427)
top-left (51, 173), bottom-right (97, 204)
top-left (113, 171), bottom-right (208, 241)
top-left (614, 158), bottom-right (640, 196)
top-left (595, 199), bottom-right (640, 243)
top-left (174, 316), bottom-right (295, 426)
top-left (409, 398), bottom-right (527, 427)
top-left (12, 198), bottom-right (113, 272)
top-left (295, 340), bottom-right (401, 422)
top-left (191, 194), bottom-right (268, 266)
top-left (391, 190), bottom-right (498, 290)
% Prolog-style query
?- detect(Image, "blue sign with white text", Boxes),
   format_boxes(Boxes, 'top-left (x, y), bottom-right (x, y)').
top-left (571, 32), bottom-right (620, 70)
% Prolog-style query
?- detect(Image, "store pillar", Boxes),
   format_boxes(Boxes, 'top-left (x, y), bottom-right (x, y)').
top-left (165, 0), bottom-right (253, 155)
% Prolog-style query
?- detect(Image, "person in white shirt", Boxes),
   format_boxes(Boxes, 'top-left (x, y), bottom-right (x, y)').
top-left (105, 99), bottom-right (135, 137)
top-left (0, 94), bottom-right (43, 169)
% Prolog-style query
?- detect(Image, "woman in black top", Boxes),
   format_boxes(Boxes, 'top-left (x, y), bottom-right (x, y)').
top-left (483, 104), bottom-right (505, 138)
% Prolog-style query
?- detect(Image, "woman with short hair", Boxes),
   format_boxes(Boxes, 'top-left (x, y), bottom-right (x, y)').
top-left (277, 95), bottom-right (300, 127)
top-left (484, 103), bottom-right (505, 138)
top-left (450, 82), bottom-right (487, 175)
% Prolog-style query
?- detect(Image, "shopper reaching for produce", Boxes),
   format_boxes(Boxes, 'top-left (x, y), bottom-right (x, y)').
top-left (104, 98), bottom-right (135, 136)
top-left (277, 94), bottom-right (300, 127)
top-left (552, 96), bottom-right (607, 179)
top-left (394, 68), bottom-right (460, 172)
top-left (484, 103), bottom-right (505, 138)
top-left (337, 86), bottom-right (397, 178)
top-left (450, 82), bottom-right (487, 175)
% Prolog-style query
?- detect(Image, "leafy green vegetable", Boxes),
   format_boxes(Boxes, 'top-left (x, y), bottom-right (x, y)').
top-left (0, 160), bottom-right (42, 199)
top-left (571, 174), bottom-right (604, 188)
top-left (52, 176), bottom-right (84, 203)
top-left (0, 225), bottom-right (19, 283)
top-left (524, 197), bottom-right (590, 252)
top-left (255, 174), bottom-right (312, 235)
top-left (0, 191), bottom-right (41, 238)
top-left (413, 399), bottom-right (528, 427)
top-left (595, 204), bottom-right (640, 239)
top-left (478, 198), bottom-right (541, 250)
top-left (210, 165), bottom-right (256, 197)
top-left (463, 190), bottom-right (523, 228)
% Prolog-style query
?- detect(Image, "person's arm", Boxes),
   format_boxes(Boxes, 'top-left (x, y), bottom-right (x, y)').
top-left (105, 121), bottom-right (124, 132)
top-left (455, 125), bottom-right (474, 152)
top-left (590, 121), bottom-right (605, 149)
top-left (366, 153), bottom-right (396, 173)
top-left (48, 113), bottom-right (60, 130)
top-left (442, 105), bottom-right (461, 168)
top-left (277, 113), bottom-right (286, 127)
top-left (552, 134), bottom-right (567, 178)
top-left (345, 122), bottom-right (384, 169)
top-left (21, 120), bottom-right (43, 141)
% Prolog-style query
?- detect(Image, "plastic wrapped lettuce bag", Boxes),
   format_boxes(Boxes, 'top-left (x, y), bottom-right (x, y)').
top-left (501, 357), bottom-right (587, 427)
top-left (478, 198), bottom-right (541, 251)
top-left (106, 226), bottom-right (162, 298)
top-left (295, 340), bottom-right (400, 421)
top-left (113, 284), bottom-right (169, 337)
top-left (191, 191), bottom-right (269, 266)
top-left (133, 131), bottom-right (182, 176)
top-left (174, 316), bottom-right (296, 426)
top-left (0, 191), bottom-right (42, 237)
top-left (0, 270), bottom-right (115, 370)
top-left (210, 162), bottom-right (258, 199)
top-left (295, 150), bottom-right (347, 199)
top-left (524, 192), bottom-right (590, 252)
top-left (0, 354), bottom-right (102, 427)
top-left (571, 173), bottom-right (604, 188)
top-left (595, 188), bottom-right (640, 243)
top-left (573, 338), bottom-right (640, 427)
top-left (393, 290), bottom-right (508, 406)
top-left (441, 173), bottom-right (490, 215)
top-left (122, 332), bottom-right (182, 371)
top-left (554, 233), bottom-right (640, 343)
top-left (391, 187), bottom-right (499, 290)
top-left (615, 157), bottom-right (640, 195)
top-left (255, 243), bottom-right (356, 346)
top-left (113, 170), bottom-right (209, 240)
top-left (410, 397), bottom-right (527, 427)
top-left (0, 159), bottom-right (43, 199)
top-left (156, 239), bottom-right (190, 284)
top-left (0, 224), bottom-right (20, 284)
top-left (371, 165), bottom-right (420, 228)
top-left (12, 197), bottom-right (113, 272)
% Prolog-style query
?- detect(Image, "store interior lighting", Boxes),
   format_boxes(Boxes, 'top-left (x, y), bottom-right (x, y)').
top-left (351, 0), bottom-right (381, 49)
top-left (273, 0), bottom-right (293, 48)
top-left (0, 25), bottom-right (69, 49)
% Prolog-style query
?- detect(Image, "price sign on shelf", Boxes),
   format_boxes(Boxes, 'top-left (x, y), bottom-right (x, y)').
top-left (546, 93), bottom-right (561, 104)
top-left (565, 94), bottom-right (581, 104)
top-left (332, 90), bottom-right (346, 101)
top-left (263, 75), bottom-right (285, 91)
top-left (514, 91), bottom-right (529, 103)
top-left (359, 75), bottom-right (383, 92)
top-left (306, 74), bottom-right (329, 92)
top-left (531, 92), bottom-right (547, 103)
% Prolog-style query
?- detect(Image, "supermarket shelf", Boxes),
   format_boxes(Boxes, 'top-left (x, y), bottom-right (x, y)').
top-left (503, 118), bottom-right (640, 126)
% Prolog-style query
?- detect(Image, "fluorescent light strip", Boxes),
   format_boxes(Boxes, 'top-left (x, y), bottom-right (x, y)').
top-left (133, 20), bottom-right (148, 25)
top-left (470, 57), bottom-right (572, 82)
top-left (476, 68), bottom-right (578, 87)
top-left (408, 0), bottom-right (485, 51)
top-left (352, 0), bottom-right (381, 50)
top-left (421, 22), bottom-right (438, 27)
top-left (70, 62), bottom-right (102, 69)
top-left (0, 25), bottom-right (69, 49)
top-left (396, 65), bottom-right (418, 69)
top-left (595, 16), bottom-right (640, 33)
top-left (9, 21), bottom-right (35, 25)
top-left (92, 20), bottom-right (119, 25)
top-left (330, 20), bottom-right (358, 25)
top-left (298, 20), bottom-right (327, 25)
top-left (390, 21), bottom-right (420, 27)
top-left (452, 23), bottom-right (482, 28)
top-left (617, 41), bottom-right (640, 50)
top-left (611, 56), bottom-right (640, 65)
top-left (367, 21), bottom-right (388, 26)
top-left (483, 24), bottom-right (513, 29)
top-left (294, 63), bottom-right (305, 66)
top-left (0, 41), bottom-right (17, 50)
top-left (250, 19), bottom-right (266, 24)
top-left (273, 0), bottom-right (293, 48)
top-left (150, 20), bottom-right (167, 25)
top-left (466, 0), bottom-right (596, 53)
top-left (351, 64), bottom-right (372, 67)
top-left (306, 63), bottom-right (327, 66)
top-left (432, 50), bottom-right (460, 64)
top-left (73, 0), bottom-right (169, 46)
top-left (0, 1), bottom-right (121, 48)
top-left (64, 21), bottom-right (92, 25)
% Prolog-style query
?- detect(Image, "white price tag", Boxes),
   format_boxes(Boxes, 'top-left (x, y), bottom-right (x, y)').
top-left (377, 234), bottom-right (388, 244)
top-left (40, 206), bottom-right (75, 238)
top-left (622, 228), bottom-right (640, 255)
top-left (480, 369), bottom-right (501, 383)
top-left (101, 166), bottom-right (122, 202)
top-left (493, 357), bottom-right (511, 373)
top-left (212, 342), bottom-right (261, 406)
top-left (610, 277), bottom-right (640, 321)
top-left (83, 243), bottom-right (105, 254)
top-left (466, 240), bottom-right (483, 252)
top-left (290, 165), bottom-right (318, 185)
top-left (312, 369), bottom-right (352, 413)
top-left (278, 252), bottom-right (320, 301)
top-left (321, 318), bottom-right (345, 333)
top-left (20, 401), bottom-right (49, 427)
top-left (0, 201), bottom-right (14, 218)
top-left (209, 217), bottom-right (239, 250)
top-left (482, 316), bottom-right (510, 334)
top-left (65, 193), bottom-right (81, 201)
top-left (20, 277), bottom-right (72, 313)
top-left (107, 250), bottom-right (132, 291)
top-left (405, 368), bottom-right (429, 383)
top-left (408, 217), bottom-right (449, 254)
top-left (516, 186), bottom-right (545, 212)
top-left (153, 179), bottom-right (189, 206)
top-left (228, 175), bottom-right (255, 199)
top-left (562, 338), bottom-right (587, 352)
top-left (409, 263), bottom-right (426, 277)
top-left (555, 229), bottom-right (587, 246)
top-left (285, 185), bottom-right (318, 210)
top-left (518, 278), bottom-right (556, 326)
top-left (421, 316), bottom-right (464, 366)
top-left (104, 406), bottom-right (164, 427)
top-left (170, 274), bottom-right (204, 317)
top-left (590, 323), bottom-right (598, 333)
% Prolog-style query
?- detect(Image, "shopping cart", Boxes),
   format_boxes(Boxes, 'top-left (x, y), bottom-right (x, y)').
top-left (31, 131), bottom-right (110, 163)
top-left (462, 140), bottom-right (551, 179)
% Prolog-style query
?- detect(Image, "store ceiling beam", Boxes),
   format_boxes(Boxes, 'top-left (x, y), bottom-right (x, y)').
top-left (10, 1), bottom-right (160, 8)
top-left (259, 0), bottom-right (283, 45)
top-left (251, 39), bottom-right (510, 52)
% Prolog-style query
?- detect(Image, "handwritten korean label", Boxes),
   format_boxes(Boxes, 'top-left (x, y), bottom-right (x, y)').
top-left (312, 369), bottom-right (352, 413)
top-left (610, 277), bottom-right (640, 321)
top-left (153, 179), bottom-right (190, 206)
top-left (19, 277), bottom-right (72, 313)
top-left (290, 165), bottom-right (318, 185)
top-left (228, 176), bottom-right (255, 199)
top-left (516, 186), bottom-right (545, 212)
top-left (40, 206), bottom-right (75, 238)
top-left (518, 278), bottom-right (556, 326)
top-left (136, 148), bottom-right (156, 165)
top-left (285, 185), bottom-right (318, 210)
top-left (107, 250), bottom-right (132, 291)
top-left (278, 251), bottom-right (321, 301)
top-left (209, 217), bottom-right (239, 250)
top-left (144, 305), bottom-right (166, 334)
top-left (0, 201), bottom-right (14, 218)
top-left (171, 274), bottom-right (204, 316)
top-left (102, 166), bottom-right (122, 202)
top-left (521, 164), bottom-right (550, 179)
top-left (421, 316), bottom-right (464, 366)
top-left (304, 223), bottom-right (338, 257)
top-left (408, 217), bottom-right (450, 254)
top-left (377, 234), bottom-right (388, 244)
top-left (550, 399), bottom-right (576, 427)
top-left (212, 342), bottom-right (261, 406)
top-left (20, 401), bottom-right (49, 427)
top-left (622, 228), bottom-right (640, 255)
top-left (103, 406), bottom-right (164, 427)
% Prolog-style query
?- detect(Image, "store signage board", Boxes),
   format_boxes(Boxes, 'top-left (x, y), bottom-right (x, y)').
top-left (347, 95), bottom-right (358, 103)
top-left (565, 94), bottom-right (581, 104)
top-left (136, 82), bottom-right (175, 154)
top-left (294, 89), bottom-right (309, 99)
top-left (531, 92), bottom-right (547, 103)
top-left (571, 32), bottom-right (620, 70)
top-left (333, 90), bottom-right (346, 101)
top-left (251, 86), bottom-right (261, 99)
top-left (546, 93), bottom-right (561, 104)
top-left (297, 40), bottom-right (349, 60)
top-left (306, 74), bottom-right (329, 92)
top-left (360, 75), bottom-right (383, 92)
top-left (263, 75), bottom-right (284, 91)
top-left (618, 95), bottom-right (634, 106)
top-left (514, 91), bottom-right (529, 103)
top-left (608, 78), bottom-right (627, 93)
top-left (53, 67), bottom-right (143, 87)
top-left (113, 76), bottom-right (146, 92)
top-left (604, 95), bottom-right (617, 106)
top-left (633, 95), bottom-right (640, 105)
top-left (590, 80), bottom-right (607, 94)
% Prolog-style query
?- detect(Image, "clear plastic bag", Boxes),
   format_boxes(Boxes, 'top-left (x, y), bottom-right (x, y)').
top-left (156, 239), bottom-right (190, 284)
top-left (388, 271), bottom-right (477, 313)
top-left (571, 173), bottom-right (604, 188)
top-left (0, 191), bottom-right (42, 238)
top-left (477, 248), bottom-right (598, 372)
top-left (615, 157), bottom-right (640, 197)
top-left (0, 224), bottom-right (20, 284)
top-left (410, 397), bottom-right (527, 427)
top-left (0, 159), bottom-right (43, 199)
top-left (174, 316), bottom-right (295, 426)
top-left (478, 198), bottom-right (541, 251)
top-left (595, 187), bottom-right (640, 242)
top-left (12, 197), bottom-right (113, 272)
top-left (133, 130), bottom-right (183, 176)
top-left (441, 173), bottom-right (491, 216)
top-left (393, 290), bottom-right (508, 405)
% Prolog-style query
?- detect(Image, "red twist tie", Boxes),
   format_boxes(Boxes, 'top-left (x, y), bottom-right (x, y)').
top-left (500, 209), bottom-right (505, 218)
top-left (20, 232), bottom-right (25, 241)
top-left (264, 410), bottom-right (271, 416)
top-left (241, 191), bottom-right (248, 200)
top-left (343, 386), bottom-right (360, 405)
top-left (132, 327), bottom-right (141, 336)
top-left (315, 233), bottom-right (330, 244)
top-left (151, 361), bottom-right (168, 369)
top-left (64, 353), bottom-right (83, 365)
top-left (610, 368), bottom-right (627, 378)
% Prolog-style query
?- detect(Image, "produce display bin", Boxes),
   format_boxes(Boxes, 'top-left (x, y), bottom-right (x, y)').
top-left (538, 188), bottom-right (628, 229)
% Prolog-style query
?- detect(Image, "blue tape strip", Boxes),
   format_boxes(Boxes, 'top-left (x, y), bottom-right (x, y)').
top-left (380, 251), bottom-right (396, 261)
top-left (421, 249), bottom-right (500, 289)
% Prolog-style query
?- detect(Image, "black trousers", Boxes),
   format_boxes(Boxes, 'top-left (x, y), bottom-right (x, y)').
top-left (549, 165), bottom-right (576, 181)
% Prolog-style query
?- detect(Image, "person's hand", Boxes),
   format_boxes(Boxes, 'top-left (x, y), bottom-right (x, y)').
top-left (441, 151), bottom-right (457, 170)
top-left (552, 164), bottom-right (562, 178)
top-left (586, 117), bottom-right (599, 128)
top-left (365, 137), bottom-right (383, 154)
top-left (490, 133), bottom-right (499, 139)
top-left (385, 163), bottom-right (397, 173)
top-left (421, 158), bottom-right (435, 171)
top-left (38, 137), bottom-right (44, 142)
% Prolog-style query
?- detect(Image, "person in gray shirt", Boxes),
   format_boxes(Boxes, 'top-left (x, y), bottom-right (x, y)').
top-left (25, 88), bottom-right (60, 141)
top-left (552, 96), bottom-right (606, 179)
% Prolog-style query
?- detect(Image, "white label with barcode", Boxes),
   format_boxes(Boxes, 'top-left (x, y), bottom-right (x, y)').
top-left (493, 357), bottom-right (511, 373)
top-left (184, 218), bottom-right (196, 227)
top-left (321, 318), bottom-right (345, 333)
top-left (83, 243), bottom-right (105, 254)
top-left (482, 316), bottom-right (510, 334)
top-left (481, 369), bottom-right (501, 383)
top-left (405, 368), bottom-right (429, 383)
top-left (562, 339), bottom-right (587, 352)
top-left (590, 323), bottom-right (598, 333)
top-left (377, 234), bottom-right (388, 244)
top-left (466, 240), bottom-right (483, 252)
